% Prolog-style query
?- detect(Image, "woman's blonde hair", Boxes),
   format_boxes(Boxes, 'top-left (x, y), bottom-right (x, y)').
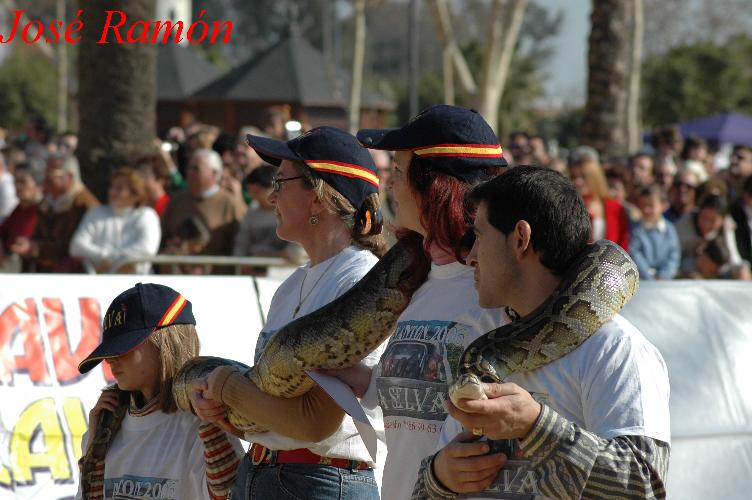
top-left (295, 161), bottom-right (387, 257)
top-left (147, 323), bottom-right (200, 413)
top-left (571, 159), bottom-right (609, 200)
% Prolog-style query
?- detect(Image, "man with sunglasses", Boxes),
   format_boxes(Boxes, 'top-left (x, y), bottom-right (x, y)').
top-left (664, 170), bottom-right (699, 223)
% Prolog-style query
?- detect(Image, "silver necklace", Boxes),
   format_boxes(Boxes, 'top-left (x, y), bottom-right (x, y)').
top-left (293, 254), bottom-right (339, 317)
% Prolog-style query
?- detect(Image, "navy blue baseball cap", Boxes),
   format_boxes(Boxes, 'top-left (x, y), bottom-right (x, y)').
top-left (357, 105), bottom-right (507, 180)
top-left (246, 126), bottom-right (380, 214)
top-left (78, 283), bottom-right (195, 374)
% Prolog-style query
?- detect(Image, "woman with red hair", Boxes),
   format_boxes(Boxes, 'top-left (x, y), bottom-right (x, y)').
top-left (569, 158), bottom-right (630, 250)
top-left (328, 105), bottom-right (509, 499)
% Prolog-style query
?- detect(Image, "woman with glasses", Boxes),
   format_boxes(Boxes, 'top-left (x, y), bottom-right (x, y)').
top-left (190, 126), bottom-right (386, 499)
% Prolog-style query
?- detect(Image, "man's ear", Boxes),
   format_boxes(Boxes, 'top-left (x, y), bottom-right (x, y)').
top-left (513, 220), bottom-right (532, 260)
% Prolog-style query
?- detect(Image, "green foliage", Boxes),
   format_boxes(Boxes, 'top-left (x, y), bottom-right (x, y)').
top-left (642, 35), bottom-right (752, 127)
top-left (0, 51), bottom-right (57, 130)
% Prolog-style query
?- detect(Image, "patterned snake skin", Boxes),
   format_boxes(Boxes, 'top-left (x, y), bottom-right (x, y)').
top-left (449, 240), bottom-right (640, 406)
top-left (172, 238), bottom-right (430, 432)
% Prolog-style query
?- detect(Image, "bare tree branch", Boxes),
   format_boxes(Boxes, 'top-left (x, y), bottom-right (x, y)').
top-left (427, 0), bottom-right (477, 96)
top-left (478, 0), bottom-right (527, 130)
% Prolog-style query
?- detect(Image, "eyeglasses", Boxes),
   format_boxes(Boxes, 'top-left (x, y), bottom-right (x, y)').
top-left (272, 175), bottom-right (305, 192)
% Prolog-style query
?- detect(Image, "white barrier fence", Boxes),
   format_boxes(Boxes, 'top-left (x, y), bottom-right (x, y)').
top-left (0, 276), bottom-right (750, 499)
top-left (0, 274), bottom-right (274, 499)
top-left (622, 281), bottom-right (752, 499)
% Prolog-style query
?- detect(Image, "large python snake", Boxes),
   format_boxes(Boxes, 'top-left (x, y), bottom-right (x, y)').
top-left (80, 237), bottom-right (637, 497)
top-left (172, 237), bottom-right (431, 432)
top-left (448, 239), bottom-right (639, 407)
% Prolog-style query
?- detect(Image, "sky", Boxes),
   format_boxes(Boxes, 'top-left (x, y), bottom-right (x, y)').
top-left (538, 0), bottom-right (591, 107)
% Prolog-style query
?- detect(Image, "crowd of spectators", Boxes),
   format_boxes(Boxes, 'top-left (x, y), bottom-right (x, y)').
top-left (506, 128), bottom-right (752, 280)
top-left (0, 117), bottom-right (303, 276)
top-left (1, 117), bottom-right (750, 281)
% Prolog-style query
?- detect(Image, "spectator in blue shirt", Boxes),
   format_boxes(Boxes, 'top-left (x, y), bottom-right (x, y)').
top-left (630, 184), bottom-right (681, 279)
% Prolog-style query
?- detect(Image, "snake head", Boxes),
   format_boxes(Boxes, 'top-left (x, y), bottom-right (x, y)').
top-left (448, 372), bottom-right (487, 408)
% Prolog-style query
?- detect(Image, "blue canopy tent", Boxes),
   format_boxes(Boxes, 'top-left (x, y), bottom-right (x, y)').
top-left (679, 112), bottom-right (752, 146)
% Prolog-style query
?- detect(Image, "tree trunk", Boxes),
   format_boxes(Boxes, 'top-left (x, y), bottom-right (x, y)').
top-left (626, 0), bottom-right (644, 153)
top-left (428, 0), bottom-right (477, 97)
top-left (581, 0), bottom-right (632, 159)
top-left (442, 46), bottom-right (455, 105)
top-left (56, 0), bottom-right (68, 133)
top-left (77, 0), bottom-right (157, 202)
top-left (348, 0), bottom-right (366, 134)
top-left (477, 0), bottom-right (527, 132)
top-left (407, 0), bottom-right (420, 117)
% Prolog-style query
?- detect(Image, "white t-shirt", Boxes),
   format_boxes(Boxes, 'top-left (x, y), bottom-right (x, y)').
top-left (0, 170), bottom-right (17, 223)
top-left (437, 313), bottom-right (671, 499)
top-left (69, 205), bottom-right (162, 274)
top-left (365, 261), bottom-right (508, 500)
top-left (248, 246), bottom-right (386, 469)
top-left (76, 410), bottom-right (244, 500)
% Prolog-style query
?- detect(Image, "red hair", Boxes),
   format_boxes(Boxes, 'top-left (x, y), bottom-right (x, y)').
top-left (406, 155), bottom-right (499, 260)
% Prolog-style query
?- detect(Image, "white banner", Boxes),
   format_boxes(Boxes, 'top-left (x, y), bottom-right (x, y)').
top-left (622, 281), bottom-right (752, 499)
top-left (0, 274), bottom-right (274, 499)
top-left (1, 276), bottom-right (751, 499)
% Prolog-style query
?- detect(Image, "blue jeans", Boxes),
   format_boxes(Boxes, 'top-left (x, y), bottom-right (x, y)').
top-left (229, 454), bottom-right (379, 500)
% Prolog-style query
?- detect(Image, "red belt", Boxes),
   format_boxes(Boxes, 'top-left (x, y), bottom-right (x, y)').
top-left (249, 443), bottom-right (371, 470)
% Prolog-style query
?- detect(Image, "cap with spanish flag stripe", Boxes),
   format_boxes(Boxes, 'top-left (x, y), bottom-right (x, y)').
top-left (77, 283), bottom-right (195, 374)
top-left (245, 126), bottom-right (379, 214)
top-left (357, 104), bottom-right (508, 180)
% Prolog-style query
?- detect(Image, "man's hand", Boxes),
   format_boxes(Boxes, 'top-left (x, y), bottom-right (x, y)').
top-left (445, 382), bottom-right (542, 441)
top-left (433, 431), bottom-right (507, 494)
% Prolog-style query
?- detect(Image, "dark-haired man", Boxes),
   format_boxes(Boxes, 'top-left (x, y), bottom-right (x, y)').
top-left (415, 166), bottom-right (670, 499)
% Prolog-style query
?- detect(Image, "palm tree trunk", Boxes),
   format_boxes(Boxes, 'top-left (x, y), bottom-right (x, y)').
top-left (77, 0), bottom-right (157, 201)
top-left (581, 0), bottom-right (631, 159)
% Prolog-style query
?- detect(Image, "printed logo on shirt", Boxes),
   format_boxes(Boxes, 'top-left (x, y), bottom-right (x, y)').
top-left (104, 475), bottom-right (178, 499)
top-left (377, 320), bottom-right (471, 422)
top-left (458, 393), bottom-right (552, 499)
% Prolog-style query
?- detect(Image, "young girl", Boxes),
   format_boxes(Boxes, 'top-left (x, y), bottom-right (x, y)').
top-left (76, 283), bottom-right (243, 500)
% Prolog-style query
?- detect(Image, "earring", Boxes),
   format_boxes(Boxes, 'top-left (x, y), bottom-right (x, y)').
top-left (309, 215), bottom-right (319, 225)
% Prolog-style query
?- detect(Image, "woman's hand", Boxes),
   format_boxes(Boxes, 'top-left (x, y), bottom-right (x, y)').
top-left (317, 362), bottom-right (373, 398)
top-left (190, 375), bottom-right (244, 437)
top-left (190, 377), bottom-right (227, 423)
top-left (86, 390), bottom-right (120, 452)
